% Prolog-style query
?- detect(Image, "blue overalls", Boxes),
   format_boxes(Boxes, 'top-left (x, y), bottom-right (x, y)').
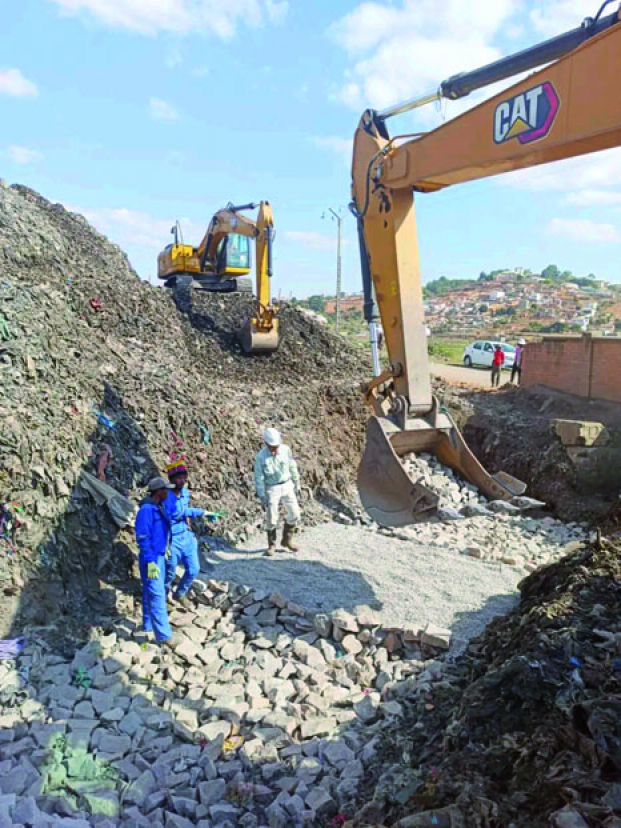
top-left (135, 499), bottom-right (172, 641)
top-left (164, 488), bottom-right (204, 598)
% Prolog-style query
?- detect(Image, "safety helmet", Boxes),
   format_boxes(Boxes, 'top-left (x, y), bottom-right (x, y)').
top-left (263, 427), bottom-right (282, 446)
top-left (518, 338), bottom-right (526, 345)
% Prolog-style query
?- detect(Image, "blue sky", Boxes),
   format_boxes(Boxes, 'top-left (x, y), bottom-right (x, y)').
top-left (2, 0), bottom-right (621, 297)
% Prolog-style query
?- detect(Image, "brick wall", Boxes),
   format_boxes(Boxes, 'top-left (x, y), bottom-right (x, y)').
top-left (522, 335), bottom-right (621, 403)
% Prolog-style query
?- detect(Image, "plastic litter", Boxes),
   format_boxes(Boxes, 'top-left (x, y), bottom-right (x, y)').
top-left (91, 405), bottom-right (116, 430)
top-left (197, 421), bottom-right (211, 445)
top-left (71, 667), bottom-right (93, 688)
top-left (0, 637), bottom-right (26, 660)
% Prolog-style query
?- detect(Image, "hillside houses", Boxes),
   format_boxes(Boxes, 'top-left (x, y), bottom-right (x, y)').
top-left (422, 272), bottom-right (619, 336)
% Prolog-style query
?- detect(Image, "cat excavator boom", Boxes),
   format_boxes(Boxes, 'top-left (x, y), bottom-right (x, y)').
top-left (353, 4), bottom-right (621, 525)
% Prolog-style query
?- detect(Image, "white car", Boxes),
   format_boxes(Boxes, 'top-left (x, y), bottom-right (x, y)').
top-left (463, 340), bottom-right (516, 369)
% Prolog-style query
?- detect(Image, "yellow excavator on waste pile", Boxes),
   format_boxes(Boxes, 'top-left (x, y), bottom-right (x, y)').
top-left (353, 3), bottom-right (621, 525)
top-left (157, 201), bottom-right (279, 354)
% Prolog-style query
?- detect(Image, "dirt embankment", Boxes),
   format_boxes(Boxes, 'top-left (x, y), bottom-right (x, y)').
top-left (434, 380), bottom-right (621, 523)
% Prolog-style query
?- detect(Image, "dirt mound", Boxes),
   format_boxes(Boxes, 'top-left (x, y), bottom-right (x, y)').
top-left (0, 182), bottom-right (367, 631)
top-left (345, 538), bottom-right (621, 827)
top-left (451, 383), bottom-right (621, 522)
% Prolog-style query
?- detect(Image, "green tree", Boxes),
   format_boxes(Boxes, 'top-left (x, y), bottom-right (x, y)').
top-left (541, 264), bottom-right (560, 280)
top-left (307, 295), bottom-right (325, 312)
top-left (543, 321), bottom-right (568, 333)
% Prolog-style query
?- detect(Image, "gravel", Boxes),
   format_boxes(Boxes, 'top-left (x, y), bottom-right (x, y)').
top-left (203, 518), bottom-right (579, 653)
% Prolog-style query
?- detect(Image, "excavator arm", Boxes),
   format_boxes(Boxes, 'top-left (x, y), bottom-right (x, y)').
top-left (197, 202), bottom-right (262, 271)
top-left (159, 201), bottom-right (280, 354)
top-left (352, 6), bottom-right (621, 525)
top-left (201, 201), bottom-right (279, 353)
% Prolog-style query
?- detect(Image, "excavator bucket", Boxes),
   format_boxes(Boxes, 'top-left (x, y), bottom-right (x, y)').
top-left (238, 318), bottom-right (280, 354)
top-left (357, 413), bottom-right (525, 527)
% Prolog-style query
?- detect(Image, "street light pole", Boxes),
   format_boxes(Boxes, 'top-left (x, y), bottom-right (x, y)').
top-left (327, 208), bottom-right (343, 335)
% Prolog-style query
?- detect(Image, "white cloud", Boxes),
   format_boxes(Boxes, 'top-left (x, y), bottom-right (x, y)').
top-left (149, 97), bottom-right (179, 121)
top-left (311, 135), bottom-right (352, 164)
top-left (265, 0), bottom-right (288, 24)
top-left (6, 146), bottom-right (43, 165)
top-left (285, 231), bottom-right (335, 251)
top-left (0, 68), bottom-right (38, 98)
top-left (46, 0), bottom-right (288, 37)
top-left (191, 65), bottom-right (210, 78)
top-left (502, 148), bottom-right (621, 192)
top-left (548, 218), bottom-right (620, 243)
top-left (565, 189), bottom-right (621, 206)
top-left (329, 0), bottom-right (517, 114)
top-left (76, 206), bottom-right (204, 251)
top-left (531, 0), bottom-right (597, 37)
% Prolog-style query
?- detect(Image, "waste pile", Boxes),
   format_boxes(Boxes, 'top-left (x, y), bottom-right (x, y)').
top-left (341, 537), bottom-right (621, 827)
top-left (0, 182), bottom-right (366, 629)
top-left (0, 577), bottom-right (452, 827)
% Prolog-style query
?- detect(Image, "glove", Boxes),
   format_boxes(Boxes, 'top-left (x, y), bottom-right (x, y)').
top-left (147, 563), bottom-right (160, 580)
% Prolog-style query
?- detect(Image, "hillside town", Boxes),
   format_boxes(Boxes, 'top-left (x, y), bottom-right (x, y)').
top-left (297, 266), bottom-right (621, 340)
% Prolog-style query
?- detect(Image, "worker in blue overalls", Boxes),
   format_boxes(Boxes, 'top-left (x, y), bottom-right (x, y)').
top-left (163, 459), bottom-right (205, 608)
top-left (135, 476), bottom-right (174, 646)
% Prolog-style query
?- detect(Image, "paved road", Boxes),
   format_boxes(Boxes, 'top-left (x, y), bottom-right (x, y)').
top-left (430, 361), bottom-right (511, 388)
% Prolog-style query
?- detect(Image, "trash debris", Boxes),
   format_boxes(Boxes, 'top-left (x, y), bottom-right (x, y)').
top-left (0, 636), bottom-right (26, 660)
top-left (91, 405), bottom-right (116, 430)
top-left (71, 666), bottom-right (92, 688)
top-left (347, 539), bottom-right (621, 826)
top-left (197, 421), bottom-right (211, 445)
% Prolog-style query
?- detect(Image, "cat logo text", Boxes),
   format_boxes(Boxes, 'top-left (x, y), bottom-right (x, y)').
top-left (494, 81), bottom-right (560, 146)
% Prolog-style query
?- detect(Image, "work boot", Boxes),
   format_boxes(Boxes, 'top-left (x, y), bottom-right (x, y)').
top-left (281, 523), bottom-right (299, 553)
top-left (160, 633), bottom-right (180, 651)
top-left (175, 593), bottom-right (194, 611)
top-left (264, 529), bottom-right (277, 557)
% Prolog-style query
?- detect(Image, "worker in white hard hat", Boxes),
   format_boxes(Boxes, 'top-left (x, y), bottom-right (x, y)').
top-left (511, 338), bottom-right (526, 385)
top-left (254, 427), bottom-right (301, 556)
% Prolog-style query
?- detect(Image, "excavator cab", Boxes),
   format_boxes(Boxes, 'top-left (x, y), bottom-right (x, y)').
top-left (215, 234), bottom-right (251, 278)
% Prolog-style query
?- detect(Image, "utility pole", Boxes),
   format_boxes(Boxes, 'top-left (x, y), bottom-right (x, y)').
top-left (324, 208), bottom-right (343, 335)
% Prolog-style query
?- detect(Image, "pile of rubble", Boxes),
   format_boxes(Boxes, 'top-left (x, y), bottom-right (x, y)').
top-left (0, 576), bottom-right (455, 827)
top-left (0, 182), bottom-right (366, 627)
top-left (341, 538), bottom-right (621, 827)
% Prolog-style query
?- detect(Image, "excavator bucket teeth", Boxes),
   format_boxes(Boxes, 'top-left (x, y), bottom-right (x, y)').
top-left (357, 416), bottom-right (439, 526)
top-left (238, 319), bottom-right (280, 354)
top-left (357, 413), bottom-right (526, 527)
top-left (432, 410), bottom-right (526, 500)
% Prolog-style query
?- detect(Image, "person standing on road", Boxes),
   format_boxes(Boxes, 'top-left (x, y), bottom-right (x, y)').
top-left (163, 459), bottom-right (205, 609)
top-left (254, 428), bottom-right (301, 556)
top-left (511, 338), bottom-right (526, 385)
top-left (135, 477), bottom-right (175, 647)
top-left (491, 343), bottom-right (505, 387)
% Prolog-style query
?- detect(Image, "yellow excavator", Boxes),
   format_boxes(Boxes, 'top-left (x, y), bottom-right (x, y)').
top-left (158, 201), bottom-right (279, 354)
top-left (352, 3), bottom-right (621, 525)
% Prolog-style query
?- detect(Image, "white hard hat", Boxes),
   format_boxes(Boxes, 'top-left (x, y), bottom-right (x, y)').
top-left (518, 338), bottom-right (526, 345)
top-left (263, 427), bottom-right (282, 446)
